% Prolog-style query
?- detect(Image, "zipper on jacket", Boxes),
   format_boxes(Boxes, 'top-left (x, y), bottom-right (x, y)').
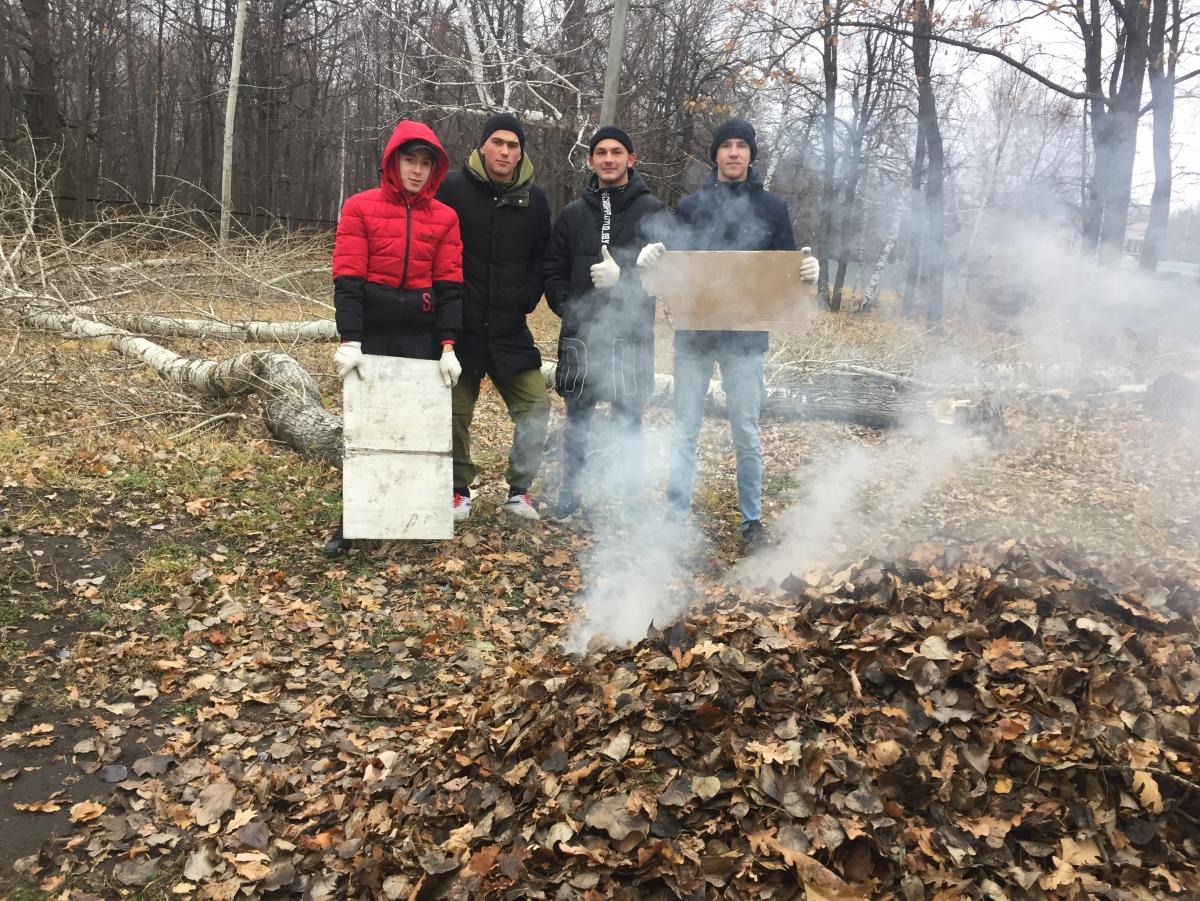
top-left (400, 197), bottom-right (413, 288)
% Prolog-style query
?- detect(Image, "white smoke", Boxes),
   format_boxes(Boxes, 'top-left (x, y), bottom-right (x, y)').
top-left (564, 502), bottom-right (700, 652)
top-left (733, 419), bottom-right (987, 587)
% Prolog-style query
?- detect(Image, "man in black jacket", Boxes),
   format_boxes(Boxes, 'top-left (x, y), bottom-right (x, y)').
top-left (638, 117), bottom-right (818, 548)
top-left (542, 126), bottom-right (668, 521)
top-left (437, 113), bottom-right (553, 522)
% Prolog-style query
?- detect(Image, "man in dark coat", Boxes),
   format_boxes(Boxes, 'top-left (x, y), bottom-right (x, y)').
top-left (542, 126), bottom-right (668, 521)
top-left (437, 113), bottom-right (553, 522)
top-left (638, 117), bottom-right (818, 549)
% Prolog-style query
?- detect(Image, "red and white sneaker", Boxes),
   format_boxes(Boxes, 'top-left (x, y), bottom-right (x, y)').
top-left (452, 492), bottom-right (472, 522)
top-left (500, 492), bottom-right (540, 521)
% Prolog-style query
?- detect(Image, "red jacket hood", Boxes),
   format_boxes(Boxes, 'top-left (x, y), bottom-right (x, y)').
top-left (380, 120), bottom-right (450, 204)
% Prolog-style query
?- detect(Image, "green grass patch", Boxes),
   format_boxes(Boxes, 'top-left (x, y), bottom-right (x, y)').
top-left (171, 699), bottom-right (202, 719)
top-left (117, 542), bottom-right (200, 599)
top-left (0, 597), bottom-right (53, 628)
top-left (153, 612), bottom-right (188, 640)
top-left (370, 622), bottom-right (402, 646)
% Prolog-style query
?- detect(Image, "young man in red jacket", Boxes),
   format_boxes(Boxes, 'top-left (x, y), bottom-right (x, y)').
top-left (326, 119), bottom-right (465, 556)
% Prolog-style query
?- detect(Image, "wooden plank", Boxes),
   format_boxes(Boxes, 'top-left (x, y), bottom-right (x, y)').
top-left (342, 355), bottom-right (452, 539)
top-left (641, 250), bottom-right (817, 331)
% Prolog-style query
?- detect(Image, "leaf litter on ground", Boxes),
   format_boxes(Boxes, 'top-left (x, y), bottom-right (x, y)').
top-left (12, 527), bottom-right (1199, 900)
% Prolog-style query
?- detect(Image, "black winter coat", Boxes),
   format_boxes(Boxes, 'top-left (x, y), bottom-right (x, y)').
top-left (672, 166), bottom-right (796, 355)
top-left (436, 155), bottom-right (552, 378)
top-left (543, 170), bottom-right (668, 403)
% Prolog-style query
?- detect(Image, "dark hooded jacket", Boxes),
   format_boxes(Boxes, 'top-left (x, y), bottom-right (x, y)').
top-left (332, 120), bottom-right (463, 359)
top-left (543, 169), bottom-right (667, 403)
top-left (672, 166), bottom-right (795, 355)
top-left (436, 150), bottom-right (552, 378)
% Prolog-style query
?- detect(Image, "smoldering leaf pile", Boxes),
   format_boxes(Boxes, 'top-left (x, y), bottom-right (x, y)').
top-left (386, 540), bottom-right (1200, 898)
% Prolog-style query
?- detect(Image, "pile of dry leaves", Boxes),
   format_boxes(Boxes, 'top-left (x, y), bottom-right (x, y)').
top-left (15, 539), bottom-right (1200, 900)
top-left (380, 540), bottom-right (1200, 899)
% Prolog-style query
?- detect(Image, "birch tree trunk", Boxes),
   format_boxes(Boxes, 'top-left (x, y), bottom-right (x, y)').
top-left (219, 0), bottom-right (250, 243)
top-left (91, 311), bottom-right (338, 342)
top-left (860, 205), bottom-right (902, 311)
top-left (20, 304), bottom-right (343, 465)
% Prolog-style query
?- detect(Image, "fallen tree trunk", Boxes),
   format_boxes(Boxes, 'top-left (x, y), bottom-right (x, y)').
top-left (538, 362), bottom-right (963, 430)
top-left (12, 302), bottom-right (999, 465)
top-left (19, 304), bottom-right (343, 465)
top-left (40, 305), bottom-right (1133, 400)
top-left (91, 310), bottom-right (337, 342)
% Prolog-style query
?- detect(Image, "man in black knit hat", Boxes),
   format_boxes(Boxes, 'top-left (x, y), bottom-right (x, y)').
top-left (637, 117), bottom-right (819, 549)
top-left (437, 113), bottom-right (553, 522)
top-left (542, 126), bottom-right (667, 521)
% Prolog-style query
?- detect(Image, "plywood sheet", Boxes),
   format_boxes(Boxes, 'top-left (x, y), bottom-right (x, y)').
top-left (641, 250), bottom-right (817, 331)
top-left (342, 355), bottom-right (452, 540)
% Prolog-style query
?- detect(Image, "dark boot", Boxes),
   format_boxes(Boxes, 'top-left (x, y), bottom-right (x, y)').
top-left (546, 492), bottom-right (582, 523)
top-left (740, 519), bottom-right (767, 552)
top-left (323, 527), bottom-right (353, 558)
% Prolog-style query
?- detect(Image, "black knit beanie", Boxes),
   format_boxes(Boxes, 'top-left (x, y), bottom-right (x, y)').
top-left (479, 112), bottom-right (525, 151)
top-left (588, 126), bottom-right (634, 155)
top-left (709, 118), bottom-right (757, 163)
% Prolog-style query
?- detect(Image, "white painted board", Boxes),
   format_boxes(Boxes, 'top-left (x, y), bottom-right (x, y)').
top-left (342, 355), bottom-right (452, 540)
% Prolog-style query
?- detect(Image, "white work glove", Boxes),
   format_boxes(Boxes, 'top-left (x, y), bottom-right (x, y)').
top-left (800, 247), bottom-right (819, 283)
top-left (636, 242), bottom-right (666, 270)
top-left (590, 245), bottom-right (621, 289)
top-left (334, 341), bottom-right (363, 381)
top-left (439, 345), bottom-right (462, 387)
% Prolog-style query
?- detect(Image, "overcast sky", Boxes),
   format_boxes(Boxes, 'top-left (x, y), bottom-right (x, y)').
top-left (951, 7), bottom-right (1200, 208)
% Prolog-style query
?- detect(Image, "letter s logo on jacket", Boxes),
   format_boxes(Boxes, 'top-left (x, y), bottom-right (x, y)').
top-left (421, 291), bottom-right (433, 313)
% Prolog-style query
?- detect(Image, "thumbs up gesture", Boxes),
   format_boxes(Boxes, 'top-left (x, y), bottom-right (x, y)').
top-left (799, 246), bottom-right (820, 283)
top-left (590, 244), bottom-right (621, 289)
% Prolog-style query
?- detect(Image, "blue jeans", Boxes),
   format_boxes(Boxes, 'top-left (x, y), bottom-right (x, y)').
top-left (666, 345), bottom-right (764, 526)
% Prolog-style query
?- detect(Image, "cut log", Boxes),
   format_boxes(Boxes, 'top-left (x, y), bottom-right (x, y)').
top-left (538, 362), bottom-right (988, 430)
top-left (18, 304), bottom-right (343, 465)
top-left (1144, 373), bottom-right (1200, 425)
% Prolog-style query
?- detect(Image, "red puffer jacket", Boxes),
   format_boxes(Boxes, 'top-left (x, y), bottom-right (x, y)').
top-left (332, 120), bottom-right (464, 359)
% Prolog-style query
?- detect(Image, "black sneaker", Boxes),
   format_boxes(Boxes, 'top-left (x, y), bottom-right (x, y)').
top-left (546, 493), bottom-right (581, 523)
top-left (741, 520), bottom-right (767, 550)
top-left (323, 528), bottom-right (353, 558)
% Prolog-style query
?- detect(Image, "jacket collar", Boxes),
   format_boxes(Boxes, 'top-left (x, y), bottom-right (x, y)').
top-left (703, 165), bottom-right (764, 194)
top-left (465, 150), bottom-right (535, 207)
top-left (583, 168), bottom-right (649, 210)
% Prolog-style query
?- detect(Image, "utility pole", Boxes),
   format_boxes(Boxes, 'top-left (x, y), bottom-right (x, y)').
top-left (599, 0), bottom-right (631, 126)
top-left (219, 0), bottom-right (249, 244)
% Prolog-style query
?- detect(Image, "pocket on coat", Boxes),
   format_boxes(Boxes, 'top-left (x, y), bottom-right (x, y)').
top-left (555, 337), bottom-right (587, 398)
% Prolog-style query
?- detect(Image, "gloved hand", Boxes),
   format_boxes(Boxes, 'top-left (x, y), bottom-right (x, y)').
top-left (637, 242), bottom-right (666, 270)
top-left (800, 247), bottom-right (819, 284)
top-left (334, 341), bottom-right (363, 381)
top-left (590, 245), bottom-right (621, 289)
top-left (439, 345), bottom-right (462, 387)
